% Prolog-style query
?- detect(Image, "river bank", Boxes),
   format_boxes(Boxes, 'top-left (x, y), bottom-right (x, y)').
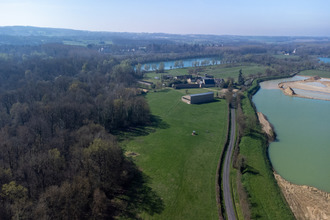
top-left (257, 112), bottom-right (275, 141)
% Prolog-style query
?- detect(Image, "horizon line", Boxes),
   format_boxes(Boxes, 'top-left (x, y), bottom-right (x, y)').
top-left (1, 25), bottom-right (330, 38)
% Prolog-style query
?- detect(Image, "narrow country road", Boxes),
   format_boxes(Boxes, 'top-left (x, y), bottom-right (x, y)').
top-left (223, 108), bottom-right (236, 220)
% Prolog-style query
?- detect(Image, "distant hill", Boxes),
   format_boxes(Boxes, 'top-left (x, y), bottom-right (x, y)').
top-left (0, 26), bottom-right (329, 46)
top-left (0, 26), bottom-right (90, 37)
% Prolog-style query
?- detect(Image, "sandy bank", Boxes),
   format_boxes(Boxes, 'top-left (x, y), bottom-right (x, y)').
top-left (278, 76), bottom-right (330, 101)
top-left (274, 173), bottom-right (330, 220)
top-left (257, 112), bottom-right (275, 141)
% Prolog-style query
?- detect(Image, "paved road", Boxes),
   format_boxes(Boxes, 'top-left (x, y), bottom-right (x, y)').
top-left (223, 108), bottom-right (236, 220)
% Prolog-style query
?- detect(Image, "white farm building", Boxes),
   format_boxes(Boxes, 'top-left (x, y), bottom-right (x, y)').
top-left (182, 92), bottom-right (214, 104)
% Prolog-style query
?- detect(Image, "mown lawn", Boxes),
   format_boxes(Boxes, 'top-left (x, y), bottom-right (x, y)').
top-left (237, 94), bottom-right (294, 219)
top-left (123, 88), bottom-right (228, 219)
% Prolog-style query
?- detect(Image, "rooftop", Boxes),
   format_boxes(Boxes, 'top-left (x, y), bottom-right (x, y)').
top-left (190, 92), bottom-right (214, 97)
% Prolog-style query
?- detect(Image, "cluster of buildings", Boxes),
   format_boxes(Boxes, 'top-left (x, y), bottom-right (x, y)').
top-left (139, 74), bottom-right (225, 90)
top-left (168, 74), bottom-right (224, 89)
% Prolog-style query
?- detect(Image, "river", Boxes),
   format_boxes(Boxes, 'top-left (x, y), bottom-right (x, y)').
top-left (140, 57), bottom-right (221, 70)
top-left (253, 76), bottom-right (330, 193)
top-left (319, 57), bottom-right (330, 63)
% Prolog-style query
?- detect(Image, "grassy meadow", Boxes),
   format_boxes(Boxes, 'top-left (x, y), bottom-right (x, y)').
top-left (203, 64), bottom-right (269, 80)
top-left (123, 88), bottom-right (228, 219)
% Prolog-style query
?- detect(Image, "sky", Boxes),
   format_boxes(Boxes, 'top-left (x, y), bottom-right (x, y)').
top-left (0, 0), bottom-right (329, 36)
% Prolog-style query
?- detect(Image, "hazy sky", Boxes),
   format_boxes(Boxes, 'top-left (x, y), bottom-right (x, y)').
top-left (1, 0), bottom-right (329, 36)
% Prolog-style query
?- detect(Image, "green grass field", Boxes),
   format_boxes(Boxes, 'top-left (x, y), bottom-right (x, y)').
top-left (237, 94), bottom-right (294, 219)
top-left (203, 64), bottom-right (269, 81)
top-left (299, 69), bottom-right (330, 78)
top-left (143, 68), bottom-right (189, 84)
top-left (123, 88), bottom-right (228, 219)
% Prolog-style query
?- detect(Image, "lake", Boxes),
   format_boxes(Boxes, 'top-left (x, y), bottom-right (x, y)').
top-left (140, 57), bottom-right (221, 70)
top-left (253, 76), bottom-right (330, 192)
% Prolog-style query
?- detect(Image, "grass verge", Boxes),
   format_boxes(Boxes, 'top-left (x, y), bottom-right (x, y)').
top-left (230, 168), bottom-right (244, 220)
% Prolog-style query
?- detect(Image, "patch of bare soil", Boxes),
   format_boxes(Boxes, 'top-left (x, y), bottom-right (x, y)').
top-left (274, 173), bottom-right (330, 220)
top-left (283, 86), bottom-right (296, 96)
top-left (125, 151), bottom-right (140, 157)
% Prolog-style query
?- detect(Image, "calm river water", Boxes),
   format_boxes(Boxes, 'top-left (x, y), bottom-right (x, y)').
top-left (253, 77), bottom-right (330, 192)
top-left (141, 57), bottom-right (221, 70)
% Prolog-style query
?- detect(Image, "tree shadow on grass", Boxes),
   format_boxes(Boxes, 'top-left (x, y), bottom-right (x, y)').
top-left (150, 115), bottom-right (170, 129)
top-left (242, 165), bottom-right (260, 175)
top-left (245, 130), bottom-right (265, 140)
top-left (115, 115), bottom-right (169, 141)
top-left (121, 162), bottom-right (165, 219)
top-left (250, 205), bottom-right (262, 219)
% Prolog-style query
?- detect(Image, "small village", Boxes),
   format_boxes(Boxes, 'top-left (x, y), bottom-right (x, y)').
top-left (138, 70), bottom-right (254, 105)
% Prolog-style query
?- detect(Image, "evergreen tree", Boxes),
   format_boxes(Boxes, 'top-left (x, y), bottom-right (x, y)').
top-left (238, 69), bottom-right (244, 85)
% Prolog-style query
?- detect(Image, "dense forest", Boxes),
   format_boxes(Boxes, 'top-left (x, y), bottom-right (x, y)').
top-left (0, 44), bottom-right (163, 219)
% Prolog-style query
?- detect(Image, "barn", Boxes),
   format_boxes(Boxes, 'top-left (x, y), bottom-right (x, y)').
top-left (182, 92), bottom-right (214, 104)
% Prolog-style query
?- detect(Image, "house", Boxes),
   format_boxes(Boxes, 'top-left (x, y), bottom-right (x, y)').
top-left (187, 77), bottom-right (199, 84)
top-left (204, 73), bottom-right (214, 78)
top-left (175, 75), bottom-right (192, 80)
top-left (138, 80), bottom-right (153, 88)
top-left (202, 78), bottom-right (215, 87)
top-left (181, 92), bottom-right (214, 104)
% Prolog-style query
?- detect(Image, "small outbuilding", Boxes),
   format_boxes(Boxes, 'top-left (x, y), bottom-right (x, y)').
top-left (182, 92), bottom-right (214, 104)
